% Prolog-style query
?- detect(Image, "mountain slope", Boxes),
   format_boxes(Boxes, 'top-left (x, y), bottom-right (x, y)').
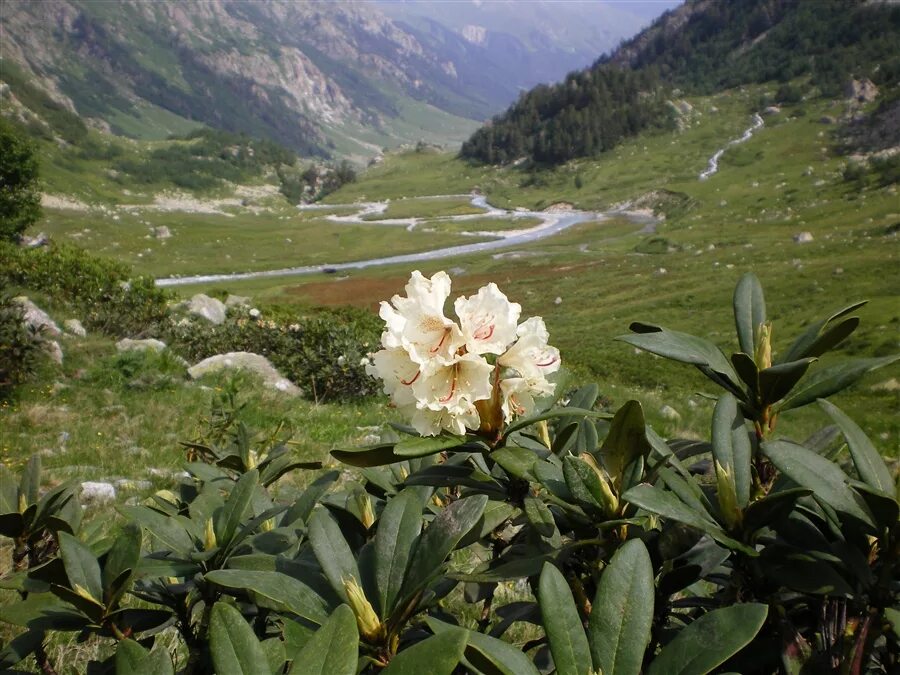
top-left (461, 0), bottom-right (900, 166)
top-left (0, 0), bottom-right (666, 160)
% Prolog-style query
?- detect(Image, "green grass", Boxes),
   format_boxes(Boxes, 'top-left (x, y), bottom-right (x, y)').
top-left (361, 196), bottom-right (483, 220)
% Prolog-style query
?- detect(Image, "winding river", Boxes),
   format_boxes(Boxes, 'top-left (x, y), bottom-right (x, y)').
top-left (699, 113), bottom-right (764, 180)
top-left (155, 195), bottom-right (654, 287)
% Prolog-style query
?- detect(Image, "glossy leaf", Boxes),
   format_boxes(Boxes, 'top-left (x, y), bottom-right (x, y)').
top-left (818, 399), bottom-right (893, 495)
top-left (401, 495), bottom-right (487, 602)
top-left (119, 506), bottom-right (194, 556)
top-left (502, 407), bottom-right (610, 439)
top-left (539, 562), bottom-right (591, 675)
top-left (0, 629), bottom-right (43, 670)
top-left (647, 603), bottom-right (768, 675)
top-left (115, 639), bottom-right (174, 675)
top-left (57, 531), bottom-right (103, 603)
top-left (490, 446), bottom-right (538, 480)
top-left (601, 400), bottom-right (651, 486)
top-left (711, 394), bottom-right (751, 508)
top-left (758, 358), bottom-right (816, 406)
top-left (524, 496), bottom-right (556, 539)
top-left (618, 324), bottom-right (741, 393)
top-left (20, 455), bottom-right (40, 507)
top-left (102, 523), bottom-right (141, 604)
top-left (330, 443), bottom-right (409, 468)
top-left (623, 484), bottom-right (757, 556)
top-left (776, 355), bottom-right (899, 412)
top-left (731, 352), bottom-right (758, 394)
top-left (204, 569), bottom-right (330, 624)
top-left (426, 617), bottom-right (541, 675)
top-left (307, 509), bottom-right (361, 603)
top-left (215, 469), bottom-right (258, 549)
top-left (562, 455), bottom-right (607, 513)
top-left (381, 631), bottom-right (467, 675)
top-left (288, 604), bottom-right (358, 675)
top-left (209, 602), bottom-right (271, 675)
top-left (394, 433), bottom-right (469, 458)
top-left (375, 489), bottom-right (423, 618)
top-left (733, 272), bottom-right (766, 356)
top-left (281, 471), bottom-right (339, 526)
top-left (781, 301), bottom-right (866, 363)
top-left (742, 488), bottom-right (812, 534)
top-left (761, 440), bottom-right (875, 528)
top-left (589, 539), bottom-right (654, 675)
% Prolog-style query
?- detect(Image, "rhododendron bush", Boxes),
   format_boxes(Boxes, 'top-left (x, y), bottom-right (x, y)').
top-left (1, 272), bottom-right (897, 674)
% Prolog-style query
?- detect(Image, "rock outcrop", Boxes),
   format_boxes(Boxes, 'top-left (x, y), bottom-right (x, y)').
top-left (188, 352), bottom-right (301, 396)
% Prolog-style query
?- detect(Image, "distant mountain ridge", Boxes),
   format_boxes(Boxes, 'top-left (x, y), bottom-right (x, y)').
top-left (0, 0), bottom-right (661, 159)
top-left (461, 0), bottom-right (900, 166)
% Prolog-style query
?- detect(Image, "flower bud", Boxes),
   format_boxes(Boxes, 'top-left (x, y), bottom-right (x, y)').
top-left (755, 322), bottom-right (772, 370)
top-left (581, 454), bottom-right (619, 517)
top-left (715, 460), bottom-right (742, 530)
top-left (356, 491), bottom-right (376, 530)
top-left (343, 576), bottom-right (382, 641)
top-left (204, 517), bottom-right (217, 551)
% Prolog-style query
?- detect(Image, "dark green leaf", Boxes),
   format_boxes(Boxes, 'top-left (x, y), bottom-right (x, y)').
top-left (115, 639), bottom-right (174, 675)
top-left (623, 484), bottom-right (757, 556)
top-left (261, 638), bottom-right (286, 674)
top-left (502, 408), bottom-right (610, 439)
top-left (215, 469), bottom-right (259, 550)
top-left (20, 455), bottom-right (40, 507)
top-left (711, 394), bottom-right (751, 508)
top-left (733, 272), bottom-right (766, 356)
top-left (381, 631), bottom-right (466, 675)
top-left (524, 497), bottom-right (557, 539)
top-left (742, 488), bottom-right (812, 534)
top-left (209, 602), bottom-right (270, 675)
top-left (58, 531), bottom-right (103, 604)
top-left (730, 352), bottom-right (758, 395)
top-left (308, 509), bottom-right (360, 603)
top-left (618, 325), bottom-right (740, 392)
top-left (761, 440), bottom-right (875, 528)
top-left (281, 471), bottom-right (339, 526)
top-left (539, 562), bottom-right (591, 675)
top-left (648, 604), bottom-right (768, 675)
top-left (331, 443), bottom-right (409, 467)
top-left (204, 569), bottom-right (330, 625)
top-left (426, 617), bottom-right (541, 675)
top-left (781, 301), bottom-right (866, 363)
top-left (490, 446), bottom-right (538, 480)
top-left (818, 399), bottom-right (894, 495)
top-left (0, 629), bottom-right (43, 669)
top-left (394, 433), bottom-right (468, 458)
top-left (776, 355), bottom-right (900, 412)
top-left (102, 523), bottom-right (141, 604)
top-left (288, 604), bottom-right (357, 675)
top-left (562, 456), bottom-right (608, 514)
top-left (573, 418), bottom-right (599, 455)
top-left (400, 495), bottom-right (487, 602)
top-left (118, 506), bottom-right (194, 556)
top-left (601, 401), bottom-right (651, 487)
top-left (567, 383), bottom-right (600, 411)
top-left (0, 464), bottom-right (17, 513)
top-left (758, 359), bottom-right (816, 407)
top-left (770, 559), bottom-right (853, 597)
top-left (589, 539), bottom-right (654, 675)
top-left (375, 489), bottom-right (423, 618)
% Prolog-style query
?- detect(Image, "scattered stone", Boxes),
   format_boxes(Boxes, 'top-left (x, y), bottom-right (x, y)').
top-left (64, 319), bottom-right (86, 337)
top-left (802, 166), bottom-right (814, 177)
top-left (152, 225), bottom-right (172, 239)
top-left (44, 340), bottom-right (63, 365)
top-left (844, 78), bottom-right (878, 103)
top-left (763, 105), bottom-right (781, 115)
top-left (14, 297), bottom-right (61, 335)
top-left (833, 267), bottom-right (844, 276)
top-left (448, 267), bottom-right (466, 276)
top-left (81, 481), bottom-right (116, 503)
top-left (871, 378), bottom-right (899, 392)
top-left (660, 405), bottom-right (681, 422)
top-left (116, 338), bottom-right (167, 353)
top-left (793, 231), bottom-right (814, 244)
top-left (225, 294), bottom-right (251, 308)
top-left (249, 308), bottom-right (261, 319)
top-left (654, 267), bottom-right (668, 276)
top-left (188, 294), bottom-right (226, 324)
top-left (113, 478), bottom-right (152, 491)
top-left (188, 352), bottom-right (302, 396)
top-left (554, 297), bottom-right (563, 306)
top-left (18, 231), bottom-right (49, 248)
top-left (819, 115), bottom-right (836, 125)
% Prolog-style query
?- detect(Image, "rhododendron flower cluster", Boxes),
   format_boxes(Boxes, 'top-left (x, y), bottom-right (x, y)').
top-left (366, 270), bottom-right (560, 437)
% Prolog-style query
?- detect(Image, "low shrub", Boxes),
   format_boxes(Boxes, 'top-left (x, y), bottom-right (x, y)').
top-left (0, 294), bottom-right (44, 399)
top-left (165, 306), bottom-right (381, 402)
top-left (0, 242), bottom-right (171, 337)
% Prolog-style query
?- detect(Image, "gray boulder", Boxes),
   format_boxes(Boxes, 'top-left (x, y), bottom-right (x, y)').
top-left (14, 297), bottom-right (61, 335)
top-left (188, 294), bottom-right (227, 324)
top-left (64, 319), bottom-right (87, 337)
top-left (44, 340), bottom-right (64, 365)
top-left (152, 226), bottom-right (172, 239)
top-left (116, 338), bottom-right (167, 353)
top-left (793, 231), bottom-right (814, 244)
top-left (188, 352), bottom-right (301, 396)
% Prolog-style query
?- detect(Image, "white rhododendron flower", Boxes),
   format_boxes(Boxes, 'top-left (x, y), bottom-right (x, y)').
top-left (368, 271), bottom-right (560, 437)
top-left (455, 283), bottom-right (521, 355)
